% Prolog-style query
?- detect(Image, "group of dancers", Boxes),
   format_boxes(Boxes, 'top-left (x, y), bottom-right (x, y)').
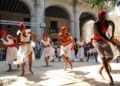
top-left (0, 10), bottom-right (120, 85)
top-left (0, 22), bottom-right (35, 76)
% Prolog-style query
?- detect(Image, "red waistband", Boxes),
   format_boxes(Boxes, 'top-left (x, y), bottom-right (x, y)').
top-left (93, 36), bottom-right (102, 40)
top-left (7, 44), bottom-right (16, 47)
top-left (62, 41), bottom-right (71, 46)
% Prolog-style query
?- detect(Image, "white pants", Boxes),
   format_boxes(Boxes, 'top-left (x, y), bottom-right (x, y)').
top-left (77, 47), bottom-right (85, 59)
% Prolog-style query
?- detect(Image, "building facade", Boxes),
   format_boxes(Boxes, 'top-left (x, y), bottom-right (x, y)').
top-left (0, 0), bottom-right (120, 41)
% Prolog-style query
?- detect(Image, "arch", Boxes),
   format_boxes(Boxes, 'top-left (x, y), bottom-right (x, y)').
top-left (0, 0), bottom-right (31, 36)
top-left (45, 3), bottom-right (72, 20)
top-left (20, 0), bottom-right (35, 16)
top-left (45, 6), bottom-right (70, 19)
top-left (45, 5), bottom-right (71, 39)
top-left (0, 0), bottom-right (30, 14)
top-left (82, 20), bottom-right (95, 42)
top-left (79, 12), bottom-right (97, 35)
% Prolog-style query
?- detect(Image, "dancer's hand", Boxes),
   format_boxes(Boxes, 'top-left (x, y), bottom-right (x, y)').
top-left (110, 37), bottom-right (120, 45)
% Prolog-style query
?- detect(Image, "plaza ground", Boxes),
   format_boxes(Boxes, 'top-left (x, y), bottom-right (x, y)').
top-left (0, 59), bottom-right (120, 86)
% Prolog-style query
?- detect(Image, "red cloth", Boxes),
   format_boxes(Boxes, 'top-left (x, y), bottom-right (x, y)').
top-left (62, 41), bottom-right (71, 46)
top-left (98, 11), bottom-right (106, 18)
top-left (101, 22), bottom-right (107, 33)
top-left (93, 22), bottom-right (107, 40)
top-left (6, 43), bottom-right (16, 47)
top-left (19, 22), bottom-right (26, 28)
top-left (0, 30), bottom-right (6, 36)
top-left (43, 32), bottom-right (47, 37)
top-left (58, 33), bottom-right (71, 46)
top-left (93, 36), bottom-right (101, 40)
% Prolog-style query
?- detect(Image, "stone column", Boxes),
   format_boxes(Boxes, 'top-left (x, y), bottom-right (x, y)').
top-left (31, 10), bottom-right (36, 33)
top-left (35, 0), bottom-right (45, 40)
top-left (75, 17), bottom-right (80, 40)
top-left (70, 16), bottom-right (75, 37)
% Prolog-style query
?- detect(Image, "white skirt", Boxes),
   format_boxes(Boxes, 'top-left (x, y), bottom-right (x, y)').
top-left (97, 44), bottom-right (120, 63)
top-left (6, 47), bottom-right (17, 64)
top-left (14, 44), bottom-right (35, 64)
top-left (60, 43), bottom-right (72, 57)
top-left (40, 46), bottom-right (55, 62)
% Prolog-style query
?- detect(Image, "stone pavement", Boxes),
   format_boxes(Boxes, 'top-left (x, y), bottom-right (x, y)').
top-left (0, 60), bottom-right (120, 86)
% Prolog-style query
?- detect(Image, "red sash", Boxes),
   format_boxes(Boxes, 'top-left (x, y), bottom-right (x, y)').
top-left (62, 41), bottom-right (71, 46)
top-left (93, 36), bottom-right (102, 40)
top-left (6, 44), bottom-right (16, 47)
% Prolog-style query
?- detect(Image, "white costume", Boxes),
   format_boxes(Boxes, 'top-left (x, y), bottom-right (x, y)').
top-left (40, 37), bottom-right (55, 62)
top-left (57, 47), bottom-right (61, 57)
top-left (70, 49), bottom-right (77, 61)
top-left (77, 40), bottom-right (85, 59)
top-left (1, 35), bottom-right (17, 64)
top-left (60, 43), bottom-right (72, 58)
top-left (14, 29), bottom-right (35, 64)
top-left (88, 48), bottom-right (97, 55)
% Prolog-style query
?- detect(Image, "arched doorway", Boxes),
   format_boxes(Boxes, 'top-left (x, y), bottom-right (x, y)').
top-left (79, 12), bottom-right (96, 42)
top-left (0, 0), bottom-right (30, 36)
top-left (45, 6), bottom-right (70, 40)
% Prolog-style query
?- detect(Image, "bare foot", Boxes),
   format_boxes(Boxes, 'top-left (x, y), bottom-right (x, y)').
top-left (21, 73), bottom-right (24, 76)
top-left (109, 81), bottom-right (114, 85)
top-left (98, 70), bottom-right (105, 80)
top-left (6, 69), bottom-right (12, 72)
top-left (29, 69), bottom-right (34, 74)
top-left (108, 65), bottom-right (112, 72)
top-left (21, 71), bottom-right (25, 76)
top-left (64, 66), bottom-right (67, 71)
top-left (45, 64), bottom-right (49, 67)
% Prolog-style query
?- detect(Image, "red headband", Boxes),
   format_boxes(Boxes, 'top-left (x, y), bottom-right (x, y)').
top-left (19, 22), bottom-right (26, 28)
top-left (43, 32), bottom-right (47, 37)
top-left (98, 11), bottom-right (106, 18)
top-left (0, 30), bottom-right (6, 36)
top-left (61, 27), bottom-right (68, 33)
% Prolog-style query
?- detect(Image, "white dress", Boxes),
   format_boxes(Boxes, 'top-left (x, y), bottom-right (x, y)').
top-left (57, 48), bottom-right (61, 57)
top-left (40, 37), bottom-right (55, 62)
top-left (14, 29), bottom-right (35, 64)
top-left (70, 49), bottom-right (77, 61)
top-left (1, 35), bottom-right (17, 64)
top-left (77, 40), bottom-right (85, 59)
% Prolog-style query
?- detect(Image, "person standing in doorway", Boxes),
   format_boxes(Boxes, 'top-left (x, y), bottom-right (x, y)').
top-left (77, 35), bottom-right (85, 62)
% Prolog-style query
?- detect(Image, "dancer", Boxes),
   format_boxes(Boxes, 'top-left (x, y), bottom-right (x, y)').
top-left (0, 30), bottom-right (17, 72)
top-left (58, 27), bottom-right (74, 70)
top-left (77, 35), bottom-right (85, 62)
top-left (15, 22), bottom-right (35, 76)
top-left (92, 10), bottom-right (116, 85)
top-left (40, 32), bottom-right (55, 66)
